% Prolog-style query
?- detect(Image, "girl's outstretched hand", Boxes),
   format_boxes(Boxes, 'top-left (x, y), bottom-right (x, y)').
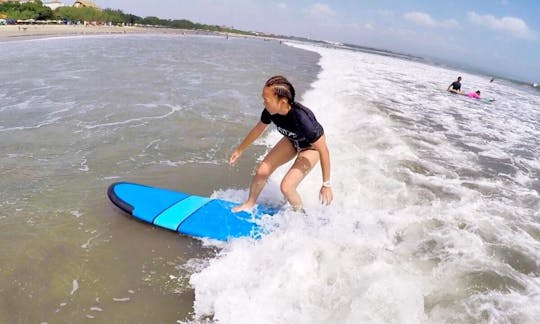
top-left (229, 149), bottom-right (242, 166)
top-left (319, 186), bottom-right (333, 205)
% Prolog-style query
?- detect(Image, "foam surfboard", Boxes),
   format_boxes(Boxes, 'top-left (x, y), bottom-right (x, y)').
top-left (107, 182), bottom-right (277, 241)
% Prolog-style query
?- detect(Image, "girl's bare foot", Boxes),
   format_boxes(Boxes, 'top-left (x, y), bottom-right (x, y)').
top-left (232, 202), bottom-right (255, 213)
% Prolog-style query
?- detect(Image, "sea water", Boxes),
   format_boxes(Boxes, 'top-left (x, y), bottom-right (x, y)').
top-left (1, 35), bottom-right (539, 323)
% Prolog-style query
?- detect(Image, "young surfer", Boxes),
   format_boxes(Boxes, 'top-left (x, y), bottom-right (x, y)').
top-left (466, 90), bottom-right (482, 99)
top-left (229, 76), bottom-right (333, 212)
top-left (447, 76), bottom-right (462, 94)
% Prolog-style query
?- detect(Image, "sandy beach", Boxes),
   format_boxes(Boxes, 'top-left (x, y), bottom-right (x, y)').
top-left (0, 24), bottom-right (217, 42)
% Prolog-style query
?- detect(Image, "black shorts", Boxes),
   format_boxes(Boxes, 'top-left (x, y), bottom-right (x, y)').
top-left (289, 138), bottom-right (315, 153)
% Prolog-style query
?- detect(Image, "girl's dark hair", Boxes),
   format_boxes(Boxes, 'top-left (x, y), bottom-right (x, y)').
top-left (265, 75), bottom-right (295, 104)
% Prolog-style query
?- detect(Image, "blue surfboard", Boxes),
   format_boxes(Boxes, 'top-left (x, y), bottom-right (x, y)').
top-left (107, 182), bottom-right (277, 241)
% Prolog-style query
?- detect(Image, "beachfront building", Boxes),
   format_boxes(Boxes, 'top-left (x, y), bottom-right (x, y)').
top-left (43, 0), bottom-right (66, 10)
top-left (72, 0), bottom-right (97, 8)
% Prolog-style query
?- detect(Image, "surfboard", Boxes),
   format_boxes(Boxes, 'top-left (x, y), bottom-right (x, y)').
top-left (107, 182), bottom-right (277, 241)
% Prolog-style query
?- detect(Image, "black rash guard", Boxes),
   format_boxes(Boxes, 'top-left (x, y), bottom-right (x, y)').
top-left (450, 81), bottom-right (461, 91)
top-left (260, 102), bottom-right (324, 151)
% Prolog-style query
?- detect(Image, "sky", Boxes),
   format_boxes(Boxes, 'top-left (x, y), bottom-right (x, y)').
top-left (92, 0), bottom-right (539, 82)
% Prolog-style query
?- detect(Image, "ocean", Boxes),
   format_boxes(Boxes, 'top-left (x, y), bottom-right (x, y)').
top-left (1, 34), bottom-right (539, 323)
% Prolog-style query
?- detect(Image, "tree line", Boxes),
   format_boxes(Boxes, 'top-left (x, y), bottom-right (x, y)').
top-left (0, 0), bottom-right (53, 20)
top-left (0, 1), bottom-right (254, 35)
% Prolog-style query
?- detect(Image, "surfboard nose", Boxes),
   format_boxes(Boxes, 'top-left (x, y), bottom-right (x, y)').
top-left (108, 182), bottom-right (189, 223)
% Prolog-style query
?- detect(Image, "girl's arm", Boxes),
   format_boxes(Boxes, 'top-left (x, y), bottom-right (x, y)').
top-left (311, 134), bottom-right (333, 205)
top-left (229, 121), bottom-right (268, 165)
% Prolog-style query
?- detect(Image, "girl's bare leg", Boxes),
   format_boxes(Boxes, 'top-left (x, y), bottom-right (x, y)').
top-left (280, 149), bottom-right (320, 210)
top-left (233, 137), bottom-right (296, 212)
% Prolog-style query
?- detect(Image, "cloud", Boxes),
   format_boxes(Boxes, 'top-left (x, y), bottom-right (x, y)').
top-left (404, 11), bottom-right (458, 29)
top-left (306, 3), bottom-right (335, 17)
top-left (467, 11), bottom-right (535, 39)
top-left (276, 2), bottom-right (287, 10)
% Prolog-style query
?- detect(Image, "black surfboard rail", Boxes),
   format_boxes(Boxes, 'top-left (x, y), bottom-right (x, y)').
top-left (107, 182), bottom-right (135, 215)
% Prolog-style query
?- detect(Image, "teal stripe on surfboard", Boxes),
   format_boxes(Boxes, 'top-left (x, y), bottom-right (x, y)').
top-left (153, 195), bottom-right (212, 231)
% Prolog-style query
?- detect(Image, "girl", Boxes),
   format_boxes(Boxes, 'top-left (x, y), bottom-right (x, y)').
top-left (229, 76), bottom-right (333, 212)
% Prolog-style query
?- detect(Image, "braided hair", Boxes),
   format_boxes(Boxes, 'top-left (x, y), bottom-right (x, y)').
top-left (264, 76), bottom-right (296, 104)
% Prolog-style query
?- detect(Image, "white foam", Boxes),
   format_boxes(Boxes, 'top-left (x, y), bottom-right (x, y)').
top-left (103, 176), bottom-right (121, 180)
top-left (81, 233), bottom-right (100, 249)
top-left (84, 104), bottom-right (183, 129)
top-left (70, 210), bottom-right (82, 218)
top-left (0, 116), bottom-right (62, 132)
top-left (70, 279), bottom-right (79, 295)
top-left (78, 158), bottom-right (89, 172)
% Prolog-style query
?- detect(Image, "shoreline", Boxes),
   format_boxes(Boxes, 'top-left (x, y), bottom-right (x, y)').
top-left (0, 24), bottom-right (226, 43)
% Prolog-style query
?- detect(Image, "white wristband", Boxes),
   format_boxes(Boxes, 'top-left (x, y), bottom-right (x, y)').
top-left (322, 181), bottom-right (331, 188)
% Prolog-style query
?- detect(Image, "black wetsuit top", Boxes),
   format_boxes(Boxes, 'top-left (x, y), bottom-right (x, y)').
top-left (260, 102), bottom-right (324, 150)
top-left (450, 81), bottom-right (461, 91)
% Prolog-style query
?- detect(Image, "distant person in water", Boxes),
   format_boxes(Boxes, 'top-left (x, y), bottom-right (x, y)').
top-left (447, 76), bottom-right (462, 94)
top-left (466, 90), bottom-right (482, 99)
top-left (229, 75), bottom-right (333, 212)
